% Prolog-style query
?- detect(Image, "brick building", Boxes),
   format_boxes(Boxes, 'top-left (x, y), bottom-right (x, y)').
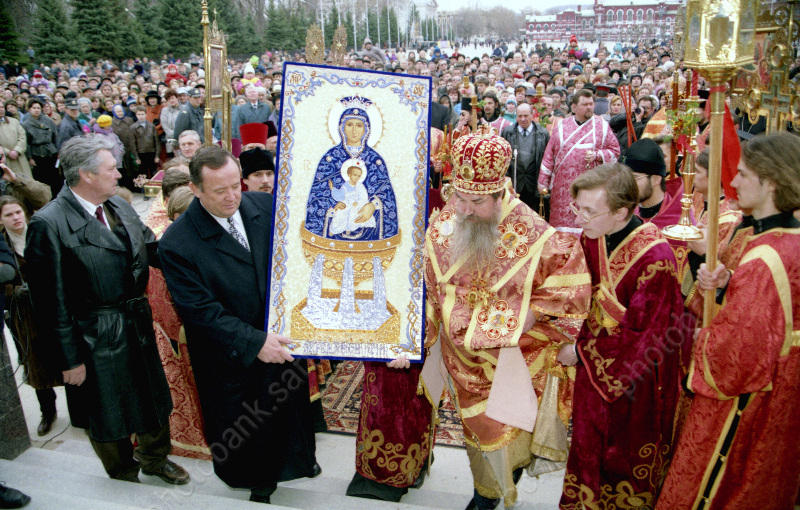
top-left (524, 0), bottom-right (683, 44)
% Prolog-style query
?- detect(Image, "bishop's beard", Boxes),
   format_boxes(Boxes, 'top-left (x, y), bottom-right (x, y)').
top-left (451, 207), bottom-right (501, 268)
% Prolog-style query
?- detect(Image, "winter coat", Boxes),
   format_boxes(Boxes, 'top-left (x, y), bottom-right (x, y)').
top-left (25, 189), bottom-right (172, 441)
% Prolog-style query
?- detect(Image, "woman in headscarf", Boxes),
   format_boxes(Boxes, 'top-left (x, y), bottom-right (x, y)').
top-left (503, 96), bottom-right (517, 124)
top-left (0, 102), bottom-right (32, 178)
top-left (164, 64), bottom-right (187, 85)
top-left (42, 100), bottom-right (61, 125)
top-left (304, 97), bottom-right (398, 242)
top-left (438, 93), bottom-right (459, 126)
top-left (92, 114), bottom-right (125, 170)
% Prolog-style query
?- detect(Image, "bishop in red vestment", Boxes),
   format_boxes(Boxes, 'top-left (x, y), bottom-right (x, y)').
top-left (425, 129), bottom-right (591, 509)
top-left (658, 132), bottom-right (800, 510)
top-left (560, 163), bottom-right (688, 509)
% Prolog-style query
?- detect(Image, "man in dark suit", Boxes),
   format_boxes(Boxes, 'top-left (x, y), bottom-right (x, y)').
top-left (501, 103), bottom-right (550, 216)
top-left (430, 99), bottom-right (451, 132)
top-left (25, 135), bottom-right (189, 485)
top-left (159, 146), bottom-right (318, 504)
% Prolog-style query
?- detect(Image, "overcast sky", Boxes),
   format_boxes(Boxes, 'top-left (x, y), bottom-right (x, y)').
top-left (437, 0), bottom-right (583, 14)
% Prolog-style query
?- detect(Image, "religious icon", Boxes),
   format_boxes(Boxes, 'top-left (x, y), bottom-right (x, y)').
top-left (297, 96), bottom-right (402, 345)
top-left (268, 64), bottom-right (431, 361)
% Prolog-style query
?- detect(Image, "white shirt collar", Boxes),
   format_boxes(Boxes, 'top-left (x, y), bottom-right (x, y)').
top-left (70, 187), bottom-right (110, 229)
top-left (200, 203), bottom-right (250, 246)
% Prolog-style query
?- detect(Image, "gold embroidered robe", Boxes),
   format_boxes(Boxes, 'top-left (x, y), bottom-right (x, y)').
top-left (425, 186), bottom-right (590, 503)
top-left (561, 222), bottom-right (688, 509)
top-left (658, 220), bottom-right (800, 509)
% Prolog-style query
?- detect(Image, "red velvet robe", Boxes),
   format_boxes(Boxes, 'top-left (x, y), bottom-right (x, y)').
top-left (561, 222), bottom-right (688, 509)
top-left (145, 203), bottom-right (211, 459)
top-left (657, 224), bottom-right (800, 510)
top-left (354, 362), bottom-right (433, 488)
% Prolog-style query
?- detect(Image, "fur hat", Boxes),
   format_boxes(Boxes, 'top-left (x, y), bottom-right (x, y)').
top-left (239, 147), bottom-right (274, 178)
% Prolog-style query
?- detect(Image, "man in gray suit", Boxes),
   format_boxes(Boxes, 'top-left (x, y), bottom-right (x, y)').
top-left (501, 103), bottom-right (550, 216)
top-left (232, 84), bottom-right (272, 140)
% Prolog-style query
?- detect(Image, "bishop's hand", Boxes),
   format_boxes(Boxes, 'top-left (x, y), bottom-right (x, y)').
top-left (387, 356), bottom-right (410, 369)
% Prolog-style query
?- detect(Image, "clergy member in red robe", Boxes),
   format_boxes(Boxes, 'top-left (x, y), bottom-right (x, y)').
top-left (144, 166), bottom-right (211, 460)
top-left (560, 163), bottom-right (688, 509)
top-left (657, 132), bottom-right (800, 510)
top-left (346, 362), bottom-right (433, 501)
top-left (538, 89), bottom-right (620, 233)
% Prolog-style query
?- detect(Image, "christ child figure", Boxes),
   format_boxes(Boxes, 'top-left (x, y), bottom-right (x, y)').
top-left (328, 159), bottom-right (376, 236)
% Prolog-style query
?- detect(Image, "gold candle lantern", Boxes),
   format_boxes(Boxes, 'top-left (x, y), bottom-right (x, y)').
top-left (683, 0), bottom-right (755, 327)
top-left (469, 96), bottom-right (479, 132)
top-left (201, 0), bottom-right (213, 146)
top-left (683, 0), bottom-right (757, 73)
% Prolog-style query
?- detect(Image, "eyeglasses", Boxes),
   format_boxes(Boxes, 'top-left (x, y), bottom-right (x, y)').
top-left (569, 202), bottom-right (610, 222)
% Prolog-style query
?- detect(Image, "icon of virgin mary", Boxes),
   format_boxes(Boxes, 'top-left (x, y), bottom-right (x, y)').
top-left (304, 96), bottom-right (398, 241)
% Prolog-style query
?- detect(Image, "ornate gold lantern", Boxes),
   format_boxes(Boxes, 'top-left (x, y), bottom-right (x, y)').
top-left (682, 0), bottom-right (755, 326)
top-left (683, 0), bottom-right (757, 75)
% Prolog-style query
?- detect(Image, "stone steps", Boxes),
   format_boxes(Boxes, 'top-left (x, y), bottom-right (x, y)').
top-left (0, 432), bottom-right (565, 509)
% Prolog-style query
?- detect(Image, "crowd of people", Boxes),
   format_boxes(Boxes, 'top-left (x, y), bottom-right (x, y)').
top-left (0, 34), bottom-right (799, 510)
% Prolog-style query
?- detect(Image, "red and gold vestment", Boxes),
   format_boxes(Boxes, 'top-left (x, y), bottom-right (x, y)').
top-left (657, 220), bottom-right (800, 509)
top-left (561, 221), bottom-right (688, 509)
top-left (425, 187), bottom-right (591, 504)
top-left (145, 200), bottom-right (211, 459)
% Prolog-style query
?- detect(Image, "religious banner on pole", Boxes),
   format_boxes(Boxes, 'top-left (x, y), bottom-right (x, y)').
top-left (202, 0), bottom-right (232, 151)
top-left (267, 63), bottom-right (432, 362)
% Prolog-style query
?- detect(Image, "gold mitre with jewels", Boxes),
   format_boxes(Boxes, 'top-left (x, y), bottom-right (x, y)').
top-left (452, 127), bottom-right (512, 194)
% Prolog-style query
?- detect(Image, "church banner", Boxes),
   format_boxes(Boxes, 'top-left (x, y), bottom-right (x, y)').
top-left (267, 63), bottom-right (431, 362)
